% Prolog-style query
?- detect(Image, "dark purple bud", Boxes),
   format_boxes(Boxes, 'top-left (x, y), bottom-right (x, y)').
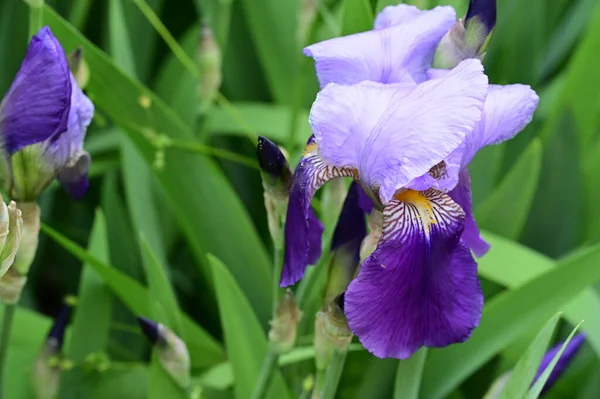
top-left (47, 303), bottom-right (72, 352)
top-left (465, 0), bottom-right (496, 36)
top-left (534, 333), bottom-right (585, 396)
top-left (137, 316), bottom-right (161, 345)
top-left (256, 136), bottom-right (292, 194)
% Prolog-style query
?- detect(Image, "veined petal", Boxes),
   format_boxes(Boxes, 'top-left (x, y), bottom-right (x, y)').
top-left (281, 138), bottom-right (357, 287)
top-left (374, 4), bottom-right (431, 29)
top-left (460, 84), bottom-right (539, 168)
top-left (0, 27), bottom-right (71, 155)
top-left (448, 169), bottom-right (490, 257)
top-left (310, 59), bottom-right (487, 204)
top-left (345, 189), bottom-right (482, 359)
top-left (304, 6), bottom-right (456, 87)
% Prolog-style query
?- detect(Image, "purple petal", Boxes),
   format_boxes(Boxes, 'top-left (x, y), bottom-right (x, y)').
top-left (56, 150), bottom-right (90, 200)
top-left (448, 169), bottom-right (490, 257)
top-left (345, 189), bottom-right (482, 359)
top-left (357, 185), bottom-right (374, 214)
top-left (465, 0), bottom-right (497, 36)
top-left (281, 138), bottom-right (356, 287)
top-left (459, 84), bottom-right (539, 169)
top-left (0, 27), bottom-right (71, 154)
top-left (304, 6), bottom-right (456, 87)
top-left (309, 59), bottom-right (487, 204)
top-left (44, 74), bottom-right (94, 169)
top-left (331, 182), bottom-right (367, 253)
top-left (534, 333), bottom-right (585, 396)
top-left (374, 4), bottom-right (431, 29)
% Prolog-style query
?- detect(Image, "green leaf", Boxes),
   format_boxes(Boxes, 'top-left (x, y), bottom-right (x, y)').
top-left (341, 0), bottom-right (374, 35)
top-left (526, 321), bottom-right (584, 399)
top-left (40, 223), bottom-right (225, 368)
top-left (421, 241), bottom-right (600, 399)
top-left (475, 138), bottom-right (542, 239)
top-left (149, 355), bottom-right (187, 399)
top-left (43, 5), bottom-right (273, 324)
top-left (208, 254), bottom-right (290, 399)
top-left (139, 235), bottom-right (182, 334)
top-left (90, 365), bottom-right (149, 399)
top-left (394, 348), bottom-right (427, 399)
top-left (498, 313), bottom-right (561, 399)
top-left (479, 232), bottom-right (600, 359)
top-left (60, 209), bottom-right (113, 399)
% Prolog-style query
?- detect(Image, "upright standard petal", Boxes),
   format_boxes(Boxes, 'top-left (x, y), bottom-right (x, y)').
top-left (374, 4), bottom-right (430, 29)
top-left (309, 59), bottom-right (487, 204)
top-left (345, 189), bottom-right (482, 359)
top-left (448, 169), bottom-right (490, 257)
top-left (281, 138), bottom-right (357, 287)
top-left (0, 27), bottom-right (71, 154)
top-left (304, 6), bottom-right (456, 87)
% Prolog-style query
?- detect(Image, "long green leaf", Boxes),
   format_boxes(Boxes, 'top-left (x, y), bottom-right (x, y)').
top-left (43, 5), bottom-right (273, 324)
top-left (422, 241), bottom-right (600, 398)
top-left (394, 348), bottom-right (427, 399)
top-left (208, 254), bottom-right (290, 399)
top-left (41, 223), bottom-right (225, 368)
top-left (341, 0), bottom-right (374, 35)
top-left (498, 313), bottom-right (561, 399)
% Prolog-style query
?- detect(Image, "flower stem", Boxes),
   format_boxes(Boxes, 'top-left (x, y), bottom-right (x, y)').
top-left (319, 350), bottom-right (348, 399)
top-left (250, 347), bottom-right (279, 399)
top-left (0, 304), bottom-right (17, 399)
top-left (271, 247), bottom-right (283, 314)
top-left (28, 1), bottom-right (44, 39)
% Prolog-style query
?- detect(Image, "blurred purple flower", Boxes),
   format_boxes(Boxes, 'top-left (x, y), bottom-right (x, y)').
top-left (0, 27), bottom-right (94, 201)
top-left (281, 0), bottom-right (539, 359)
top-left (534, 333), bottom-right (585, 396)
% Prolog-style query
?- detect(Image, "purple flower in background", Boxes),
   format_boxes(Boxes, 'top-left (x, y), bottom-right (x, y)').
top-left (0, 27), bottom-right (94, 201)
top-left (282, 0), bottom-right (539, 359)
top-left (534, 333), bottom-right (585, 395)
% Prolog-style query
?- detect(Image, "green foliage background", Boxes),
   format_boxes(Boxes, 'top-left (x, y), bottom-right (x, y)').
top-left (1, 0), bottom-right (600, 397)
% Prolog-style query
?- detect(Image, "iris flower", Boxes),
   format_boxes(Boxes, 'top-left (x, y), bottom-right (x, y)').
top-left (282, 3), bottom-right (539, 358)
top-left (0, 27), bottom-right (94, 201)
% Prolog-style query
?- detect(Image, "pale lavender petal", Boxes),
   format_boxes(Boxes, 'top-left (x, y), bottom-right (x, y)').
top-left (459, 84), bottom-right (539, 169)
top-left (345, 189), bottom-right (482, 358)
top-left (0, 27), bottom-right (71, 154)
top-left (534, 333), bottom-right (585, 396)
top-left (304, 6), bottom-right (456, 87)
top-left (374, 4), bottom-right (430, 29)
top-left (448, 168), bottom-right (490, 257)
top-left (309, 59), bottom-right (487, 204)
top-left (281, 138), bottom-right (356, 287)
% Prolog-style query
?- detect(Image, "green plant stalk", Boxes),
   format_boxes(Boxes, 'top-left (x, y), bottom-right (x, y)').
top-left (0, 305), bottom-right (16, 399)
top-left (320, 350), bottom-right (348, 399)
top-left (250, 346), bottom-right (279, 399)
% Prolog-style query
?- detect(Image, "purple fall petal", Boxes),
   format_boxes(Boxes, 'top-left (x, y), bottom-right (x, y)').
top-left (331, 182), bottom-right (367, 253)
top-left (281, 138), bottom-right (355, 287)
top-left (534, 333), bottom-right (585, 396)
top-left (304, 6), bottom-right (456, 87)
top-left (345, 189), bottom-right (482, 359)
top-left (0, 27), bottom-right (71, 154)
top-left (448, 169), bottom-right (490, 257)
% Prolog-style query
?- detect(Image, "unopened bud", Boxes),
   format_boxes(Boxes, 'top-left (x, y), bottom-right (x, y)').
top-left (359, 210), bottom-right (382, 261)
top-left (12, 202), bottom-right (40, 276)
top-left (0, 200), bottom-right (23, 278)
top-left (197, 23), bottom-right (222, 114)
top-left (323, 183), bottom-right (366, 304)
top-left (314, 295), bottom-right (352, 371)
top-left (32, 304), bottom-right (72, 399)
top-left (68, 48), bottom-right (90, 90)
top-left (268, 290), bottom-right (302, 353)
top-left (257, 136), bottom-right (293, 249)
top-left (433, 0), bottom-right (496, 68)
top-left (138, 317), bottom-right (191, 388)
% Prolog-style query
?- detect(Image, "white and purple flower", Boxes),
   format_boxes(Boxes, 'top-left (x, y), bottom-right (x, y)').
top-left (281, 1), bottom-right (539, 359)
top-left (0, 27), bottom-right (94, 201)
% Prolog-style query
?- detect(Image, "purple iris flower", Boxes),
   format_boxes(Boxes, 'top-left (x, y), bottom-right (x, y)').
top-left (281, 2), bottom-right (539, 359)
top-left (0, 27), bottom-right (94, 201)
top-left (534, 333), bottom-right (585, 396)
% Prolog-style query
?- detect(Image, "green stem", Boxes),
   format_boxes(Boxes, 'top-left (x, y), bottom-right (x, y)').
top-left (0, 304), bottom-right (16, 399)
top-left (320, 350), bottom-right (348, 399)
top-left (272, 247), bottom-right (283, 315)
top-left (250, 347), bottom-right (279, 399)
top-left (28, 2), bottom-right (43, 39)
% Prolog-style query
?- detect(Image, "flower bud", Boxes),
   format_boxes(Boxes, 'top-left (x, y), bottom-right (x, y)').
top-left (68, 48), bottom-right (90, 90)
top-left (0, 200), bottom-right (23, 278)
top-left (433, 0), bottom-right (496, 69)
top-left (323, 183), bottom-right (366, 304)
top-left (11, 202), bottom-right (40, 276)
top-left (257, 136), bottom-right (293, 249)
top-left (197, 23), bottom-right (222, 114)
top-left (268, 290), bottom-right (302, 354)
top-left (138, 317), bottom-right (191, 388)
top-left (314, 295), bottom-right (352, 372)
top-left (32, 304), bottom-right (72, 399)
